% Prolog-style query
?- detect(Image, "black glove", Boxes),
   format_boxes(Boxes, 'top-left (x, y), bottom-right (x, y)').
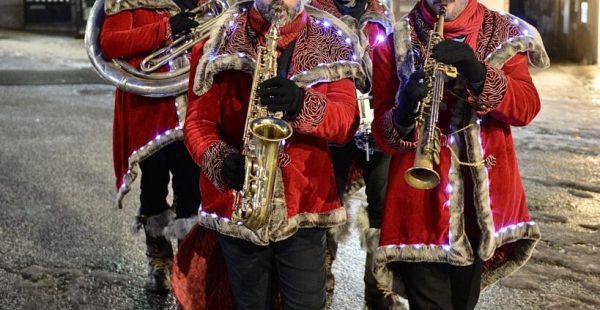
top-left (257, 77), bottom-right (305, 118)
top-left (173, 0), bottom-right (197, 11)
top-left (169, 12), bottom-right (199, 38)
top-left (222, 153), bottom-right (245, 191)
top-left (393, 70), bottom-right (428, 127)
top-left (431, 39), bottom-right (486, 84)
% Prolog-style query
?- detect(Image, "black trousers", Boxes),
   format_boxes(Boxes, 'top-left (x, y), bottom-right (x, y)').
top-left (392, 243), bottom-right (484, 310)
top-left (218, 228), bottom-right (327, 310)
top-left (138, 141), bottom-right (200, 219)
top-left (330, 142), bottom-right (390, 228)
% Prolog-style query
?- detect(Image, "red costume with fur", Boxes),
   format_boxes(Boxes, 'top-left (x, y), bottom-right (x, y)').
top-left (371, 0), bottom-right (549, 298)
top-left (100, 0), bottom-right (197, 203)
top-left (171, 2), bottom-right (365, 308)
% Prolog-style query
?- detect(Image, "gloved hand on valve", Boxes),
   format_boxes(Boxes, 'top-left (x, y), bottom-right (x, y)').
top-left (258, 77), bottom-right (305, 118)
top-left (393, 70), bottom-right (428, 129)
top-left (222, 153), bottom-right (245, 191)
top-left (169, 12), bottom-right (199, 38)
top-left (431, 39), bottom-right (487, 92)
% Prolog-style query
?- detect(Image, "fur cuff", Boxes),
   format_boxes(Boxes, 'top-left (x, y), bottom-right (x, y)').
top-left (131, 208), bottom-right (176, 237)
top-left (201, 141), bottom-right (238, 192)
top-left (163, 215), bottom-right (199, 240)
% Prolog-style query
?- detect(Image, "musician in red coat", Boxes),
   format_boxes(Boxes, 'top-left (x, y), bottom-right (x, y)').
top-left (371, 0), bottom-right (549, 308)
top-left (99, 0), bottom-right (202, 292)
top-left (182, 0), bottom-right (365, 307)
top-left (307, 0), bottom-right (393, 308)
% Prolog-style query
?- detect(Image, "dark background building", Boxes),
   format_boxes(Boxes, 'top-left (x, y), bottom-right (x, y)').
top-left (0, 0), bottom-right (94, 36)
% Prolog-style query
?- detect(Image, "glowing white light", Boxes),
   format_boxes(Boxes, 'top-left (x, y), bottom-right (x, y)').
top-left (238, 52), bottom-right (245, 57)
top-left (211, 213), bottom-right (218, 218)
top-left (476, 118), bottom-right (482, 125)
top-left (233, 13), bottom-right (238, 17)
top-left (443, 245), bottom-right (451, 251)
top-left (229, 20), bottom-right (235, 27)
top-left (523, 29), bottom-right (530, 36)
top-left (413, 244), bottom-right (423, 249)
top-left (446, 184), bottom-right (453, 194)
top-left (223, 218), bottom-right (230, 223)
top-left (512, 19), bottom-right (519, 25)
top-left (517, 222), bottom-right (525, 227)
top-left (499, 11), bottom-right (506, 16)
top-left (528, 221), bottom-right (536, 225)
top-left (376, 34), bottom-right (385, 44)
top-left (352, 54), bottom-right (357, 60)
top-left (323, 21), bottom-right (331, 28)
top-left (201, 211), bottom-right (207, 216)
top-left (345, 38), bottom-right (351, 44)
top-left (337, 30), bottom-right (342, 36)
top-left (155, 134), bottom-right (162, 140)
top-left (450, 136), bottom-right (455, 144)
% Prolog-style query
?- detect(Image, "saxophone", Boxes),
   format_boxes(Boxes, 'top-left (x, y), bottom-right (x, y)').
top-left (232, 4), bottom-right (293, 231)
top-left (404, 4), bottom-right (457, 190)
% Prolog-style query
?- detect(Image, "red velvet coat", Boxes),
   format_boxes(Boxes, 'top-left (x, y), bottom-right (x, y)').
top-left (183, 2), bottom-right (365, 245)
top-left (370, 4), bottom-right (550, 294)
top-left (99, 0), bottom-right (193, 205)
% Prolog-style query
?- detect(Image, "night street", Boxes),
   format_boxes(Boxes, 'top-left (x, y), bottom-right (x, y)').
top-left (0, 28), bottom-right (599, 310)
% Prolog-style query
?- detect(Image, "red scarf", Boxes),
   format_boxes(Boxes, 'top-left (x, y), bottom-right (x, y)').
top-left (418, 0), bottom-right (484, 49)
top-left (248, 6), bottom-right (308, 52)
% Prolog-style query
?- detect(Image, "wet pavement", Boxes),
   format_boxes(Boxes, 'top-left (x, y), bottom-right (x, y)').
top-left (1, 29), bottom-right (599, 309)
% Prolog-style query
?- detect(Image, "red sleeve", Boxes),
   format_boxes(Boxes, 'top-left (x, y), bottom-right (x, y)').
top-left (184, 43), bottom-right (237, 191)
top-left (371, 34), bottom-right (415, 154)
top-left (363, 22), bottom-right (387, 60)
top-left (490, 54), bottom-right (541, 126)
top-left (470, 53), bottom-right (541, 126)
top-left (99, 10), bottom-right (170, 60)
top-left (289, 79), bottom-right (359, 145)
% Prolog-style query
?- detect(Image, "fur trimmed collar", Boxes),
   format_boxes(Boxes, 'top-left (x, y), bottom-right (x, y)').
top-left (192, 1), bottom-right (366, 96)
top-left (104, 0), bottom-right (181, 15)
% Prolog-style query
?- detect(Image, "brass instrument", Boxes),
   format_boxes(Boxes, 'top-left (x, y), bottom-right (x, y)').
top-left (139, 0), bottom-right (229, 74)
top-left (232, 4), bottom-right (293, 231)
top-left (404, 4), bottom-right (457, 190)
top-left (85, 0), bottom-right (228, 97)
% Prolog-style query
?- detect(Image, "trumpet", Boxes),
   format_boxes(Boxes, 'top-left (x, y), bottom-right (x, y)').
top-left (140, 0), bottom-right (229, 74)
top-left (404, 4), bottom-right (457, 190)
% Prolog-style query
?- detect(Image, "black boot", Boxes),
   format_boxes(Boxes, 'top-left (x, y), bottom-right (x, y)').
top-left (144, 231), bottom-right (174, 293)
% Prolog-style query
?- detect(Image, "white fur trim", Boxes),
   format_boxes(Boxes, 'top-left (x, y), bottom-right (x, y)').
top-left (131, 208), bottom-right (176, 237)
top-left (355, 205), bottom-right (380, 254)
top-left (116, 128), bottom-right (184, 209)
top-left (163, 215), bottom-right (199, 240)
top-left (192, 1), bottom-right (366, 97)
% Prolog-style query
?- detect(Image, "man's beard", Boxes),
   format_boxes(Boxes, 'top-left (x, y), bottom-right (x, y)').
top-left (255, 0), bottom-right (303, 25)
top-left (426, 0), bottom-right (467, 20)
